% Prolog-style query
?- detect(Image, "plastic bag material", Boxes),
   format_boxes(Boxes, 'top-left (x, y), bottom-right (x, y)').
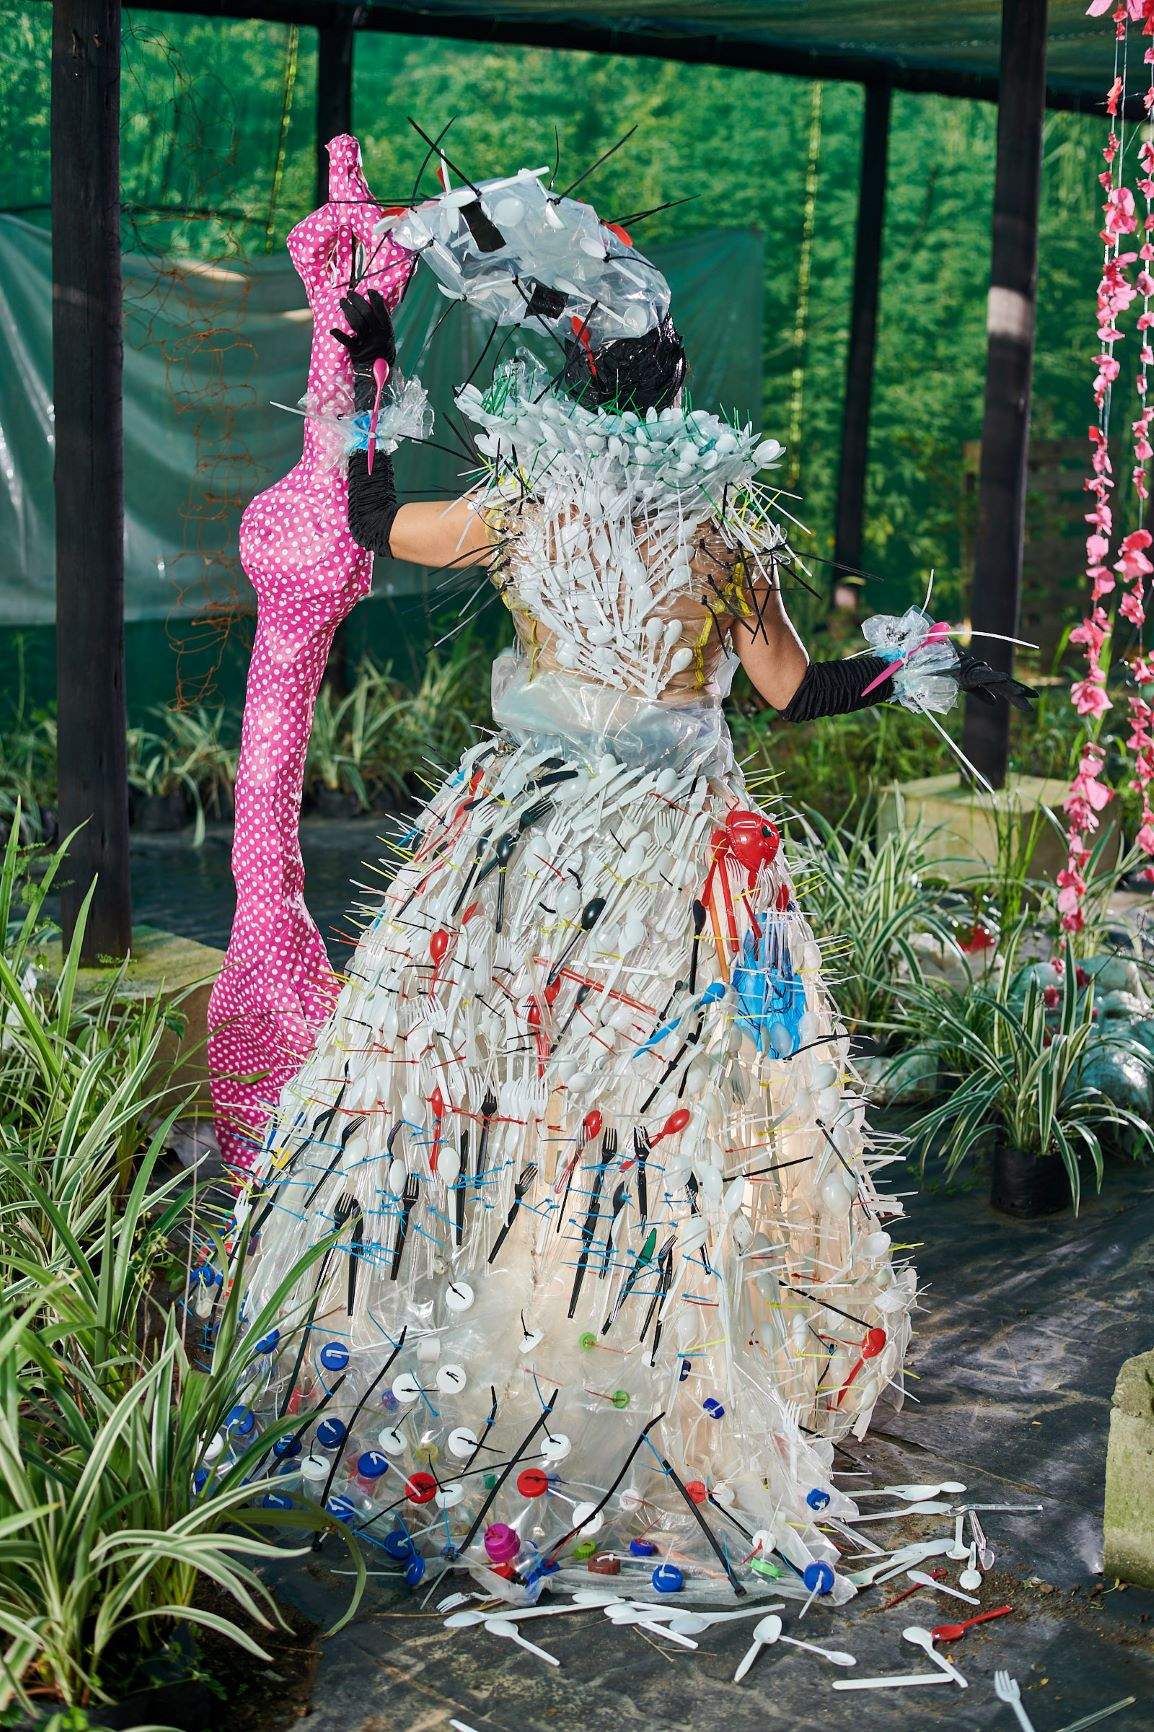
top-left (388, 169), bottom-right (671, 347)
top-left (491, 647), bottom-right (734, 777)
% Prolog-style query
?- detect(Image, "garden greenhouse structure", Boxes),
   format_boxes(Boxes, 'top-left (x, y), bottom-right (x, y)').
top-left (49, 0), bottom-right (1107, 959)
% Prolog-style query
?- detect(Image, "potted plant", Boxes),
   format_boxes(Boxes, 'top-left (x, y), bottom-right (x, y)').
top-left (898, 929), bottom-right (1152, 1216)
top-left (127, 727), bottom-right (206, 841)
top-left (786, 804), bottom-right (963, 1060)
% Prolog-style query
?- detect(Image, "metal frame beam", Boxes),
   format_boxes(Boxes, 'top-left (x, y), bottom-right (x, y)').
top-left (121, 0), bottom-right (1117, 116)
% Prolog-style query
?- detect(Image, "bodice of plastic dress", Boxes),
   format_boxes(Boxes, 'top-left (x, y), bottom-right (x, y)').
top-left (490, 500), bottom-right (756, 777)
top-left (207, 136), bottom-right (413, 1174)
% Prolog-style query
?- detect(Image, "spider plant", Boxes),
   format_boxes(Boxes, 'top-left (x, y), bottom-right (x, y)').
top-left (897, 926), bottom-right (1152, 1210)
top-left (127, 726), bottom-right (207, 845)
top-left (0, 830), bottom-right (365, 1715)
top-left (785, 802), bottom-right (961, 1036)
top-left (157, 704), bottom-right (239, 820)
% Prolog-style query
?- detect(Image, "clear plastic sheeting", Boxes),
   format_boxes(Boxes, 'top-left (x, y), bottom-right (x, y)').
top-left (0, 217), bottom-right (762, 624)
top-left (390, 169), bottom-right (671, 343)
top-left (491, 647), bottom-right (734, 775)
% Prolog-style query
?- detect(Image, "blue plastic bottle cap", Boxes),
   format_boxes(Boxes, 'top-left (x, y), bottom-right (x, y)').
top-left (651, 1563), bottom-right (685, 1593)
top-left (316, 1417), bottom-right (347, 1449)
top-left (629, 1539), bottom-right (658, 1557)
top-left (325, 1495), bottom-right (357, 1524)
top-left (678, 1358), bottom-right (692, 1382)
top-left (404, 1554), bottom-right (426, 1586)
top-left (272, 1435), bottom-right (301, 1459)
top-left (254, 1329), bottom-right (280, 1354)
top-left (319, 1340), bottom-right (350, 1372)
top-left (357, 1450), bottom-right (390, 1480)
top-left (806, 1488), bottom-right (831, 1511)
top-left (192, 1468), bottom-right (209, 1494)
top-left (225, 1404), bottom-right (255, 1436)
top-left (803, 1560), bottom-right (835, 1594)
top-left (703, 1397), bottom-right (726, 1419)
top-left (262, 1491), bottom-right (294, 1510)
top-left (383, 1531), bottom-right (416, 1560)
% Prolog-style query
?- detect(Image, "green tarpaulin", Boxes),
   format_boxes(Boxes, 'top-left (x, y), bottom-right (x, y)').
top-left (0, 217), bottom-right (762, 625)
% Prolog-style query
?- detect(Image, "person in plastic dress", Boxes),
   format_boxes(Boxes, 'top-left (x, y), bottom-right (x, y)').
top-left (227, 165), bottom-right (1030, 1606)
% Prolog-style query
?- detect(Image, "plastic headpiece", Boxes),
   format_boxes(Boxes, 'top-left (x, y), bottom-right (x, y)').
top-left (386, 166), bottom-right (671, 346)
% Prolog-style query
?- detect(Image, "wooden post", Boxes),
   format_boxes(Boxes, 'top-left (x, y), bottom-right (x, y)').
top-left (316, 15), bottom-right (355, 208)
top-left (832, 81), bottom-right (891, 609)
top-left (51, 0), bottom-right (132, 962)
top-left (962, 0), bottom-right (1049, 788)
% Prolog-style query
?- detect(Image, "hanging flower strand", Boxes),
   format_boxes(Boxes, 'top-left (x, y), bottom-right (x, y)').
top-left (1059, 1), bottom-right (1154, 927)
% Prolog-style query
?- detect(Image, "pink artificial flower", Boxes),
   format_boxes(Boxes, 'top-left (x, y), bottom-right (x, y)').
top-left (1115, 527), bottom-right (1154, 578)
top-left (1071, 677), bottom-right (1113, 718)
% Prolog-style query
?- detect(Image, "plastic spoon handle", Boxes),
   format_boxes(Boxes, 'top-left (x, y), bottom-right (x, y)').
top-left (733, 1638), bottom-right (765, 1683)
top-left (931, 1605), bottom-right (1014, 1642)
top-left (905, 1570), bottom-right (980, 1605)
top-left (779, 1635), bottom-right (856, 1666)
top-left (483, 1618), bottom-right (561, 1666)
top-left (832, 1673), bottom-right (954, 1691)
top-left (851, 1500), bottom-right (953, 1523)
top-left (1052, 1697), bottom-right (1137, 1732)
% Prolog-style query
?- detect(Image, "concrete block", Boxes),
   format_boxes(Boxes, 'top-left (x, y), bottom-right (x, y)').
top-left (1104, 1346), bottom-right (1154, 1588)
top-left (43, 924), bottom-right (223, 1115)
top-left (876, 770), bottom-right (1098, 885)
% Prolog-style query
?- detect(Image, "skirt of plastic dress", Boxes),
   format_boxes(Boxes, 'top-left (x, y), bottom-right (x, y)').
top-left (225, 657), bottom-right (916, 1608)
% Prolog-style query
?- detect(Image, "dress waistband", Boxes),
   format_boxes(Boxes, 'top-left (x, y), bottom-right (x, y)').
top-left (490, 649), bottom-right (732, 776)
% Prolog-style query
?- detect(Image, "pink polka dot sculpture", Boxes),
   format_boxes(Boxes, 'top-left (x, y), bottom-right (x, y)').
top-left (207, 135), bottom-right (413, 1176)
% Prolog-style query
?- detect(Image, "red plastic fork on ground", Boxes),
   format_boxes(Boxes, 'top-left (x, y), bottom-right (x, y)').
top-left (931, 1605), bottom-right (1013, 1642)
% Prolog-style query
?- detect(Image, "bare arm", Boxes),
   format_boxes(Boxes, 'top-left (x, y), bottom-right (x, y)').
top-left (387, 498), bottom-right (497, 571)
top-left (731, 576), bottom-right (810, 711)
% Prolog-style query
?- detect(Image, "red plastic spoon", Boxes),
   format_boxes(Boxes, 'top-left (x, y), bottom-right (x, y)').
top-left (931, 1605), bottom-right (1013, 1643)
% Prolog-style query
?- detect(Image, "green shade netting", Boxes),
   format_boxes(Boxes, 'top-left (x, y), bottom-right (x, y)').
top-left (0, 216), bottom-right (762, 624)
top-left (358, 1), bottom-right (1113, 97)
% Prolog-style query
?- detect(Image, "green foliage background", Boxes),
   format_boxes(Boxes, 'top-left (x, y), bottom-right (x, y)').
top-left (1, 7), bottom-right (1103, 633)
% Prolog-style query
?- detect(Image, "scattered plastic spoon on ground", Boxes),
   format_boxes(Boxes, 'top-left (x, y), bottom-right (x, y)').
top-left (903, 1625), bottom-right (968, 1688)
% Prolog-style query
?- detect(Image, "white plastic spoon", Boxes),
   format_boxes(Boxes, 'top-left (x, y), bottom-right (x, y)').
top-left (734, 1613), bottom-right (783, 1682)
top-left (904, 1570), bottom-right (980, 1606)
top-left (852, 1481), bottom-right (966, 1502)
top-left (851, 1500), bottom-right (953, 1524)
top-left (668, 1601), bottom-right (785, 1636)
top-left (832, 1672), bottom-right (953, 1691)
top-left (959, 1544), bottom-right (983, 1594)
top-left (903, 1625), bottom-right (968, 1688)
top-left (483, 1616), bottom-right (560, 1667)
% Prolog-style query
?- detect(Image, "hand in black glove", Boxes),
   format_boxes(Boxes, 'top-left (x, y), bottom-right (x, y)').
top-left (330, 289), bottom-right (397, 374)
top-left (952, 651), bottom-right (1036, 713)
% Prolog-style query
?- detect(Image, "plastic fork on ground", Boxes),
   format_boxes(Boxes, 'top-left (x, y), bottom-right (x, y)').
top-left (994, 1669), bottom-right (1038, 1732)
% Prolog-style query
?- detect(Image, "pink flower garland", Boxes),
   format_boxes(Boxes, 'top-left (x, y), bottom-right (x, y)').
top-left (1061, 1), bottom-right (1154, 929)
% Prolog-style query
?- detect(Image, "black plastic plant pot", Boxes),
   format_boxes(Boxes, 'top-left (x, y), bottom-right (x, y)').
top-left (989, 1144), bottom-right (1071, 1218)
top-left (314, 786), bottom-right (362, 820)
top-left (90, 1679), bottom-right (219, 1731)
top-left (133, 789), bottom-right (188, 833)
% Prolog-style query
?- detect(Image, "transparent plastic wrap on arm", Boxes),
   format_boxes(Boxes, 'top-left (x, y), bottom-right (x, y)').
top-left (491, 648), bottom-right (733, 776)
top-left (861, 605), bottom-right (961, 715)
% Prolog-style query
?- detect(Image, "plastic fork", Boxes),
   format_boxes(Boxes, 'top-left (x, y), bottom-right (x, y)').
top-left (994, 1669), bottom-right (1038, 1732)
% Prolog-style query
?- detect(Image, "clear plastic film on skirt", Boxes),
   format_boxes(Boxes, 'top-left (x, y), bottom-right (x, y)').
top-left (491, 647), bottom-right (735, 778)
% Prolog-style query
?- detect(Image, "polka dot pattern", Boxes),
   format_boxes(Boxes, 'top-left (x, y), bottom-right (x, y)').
top-left (207, 135), bottom-right (413, 1175)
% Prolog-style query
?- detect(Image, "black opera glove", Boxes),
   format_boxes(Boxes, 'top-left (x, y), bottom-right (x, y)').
top-left (779, 651), bottom-right (1037, 723)
top-left (331, 291), bottom-right (401, 558)
top-left (952, 651), bottom-right (1036, 714)
top-left (778, 656), bottom-right (897, 723)
top-left (330, 288), bottom-right (397, 377)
